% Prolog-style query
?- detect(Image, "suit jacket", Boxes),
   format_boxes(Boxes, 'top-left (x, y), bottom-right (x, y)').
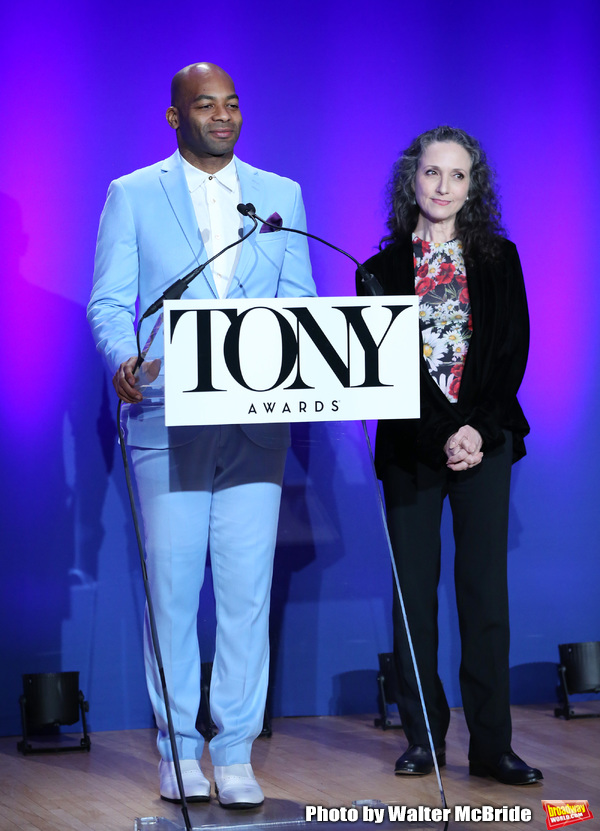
top-left (358, 236), bottom-right (530, 474)
top-left (88, 152), bottom-right (316, 449)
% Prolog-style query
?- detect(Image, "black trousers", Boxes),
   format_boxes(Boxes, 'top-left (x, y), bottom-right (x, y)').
top-left (382, 432), bottom-right (514, 762)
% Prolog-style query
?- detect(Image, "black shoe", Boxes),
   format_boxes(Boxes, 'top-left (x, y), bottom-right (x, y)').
top-left (394, 744), bottom-right (446, 775)
top-left (469, 751), bottom-right (543, 785)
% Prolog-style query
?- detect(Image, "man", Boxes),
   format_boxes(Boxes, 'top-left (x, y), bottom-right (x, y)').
top-left (88, 63), bottom-right (316, 808)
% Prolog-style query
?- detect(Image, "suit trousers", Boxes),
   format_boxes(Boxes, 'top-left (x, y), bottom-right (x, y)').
top-left (130, 425), bottom-right (287, 765)
top-left (381, 432), bottom-right (514, 762)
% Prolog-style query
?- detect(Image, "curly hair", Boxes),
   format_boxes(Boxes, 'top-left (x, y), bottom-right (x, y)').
top-left (381, 126), bottom-right (505, 261)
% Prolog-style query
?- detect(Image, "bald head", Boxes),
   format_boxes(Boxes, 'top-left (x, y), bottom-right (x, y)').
top-left (166, 62), bottom-right (242, 173)
top-left (170, 63), bottom-right (235, 108)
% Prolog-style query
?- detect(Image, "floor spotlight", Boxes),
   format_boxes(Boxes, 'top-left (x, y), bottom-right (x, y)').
top-left (374, 652), bottom-right (402, 730)
top-left (555, 642), bottom-right (600, 720)
top-left (17, 671), bottom-right (91, 753)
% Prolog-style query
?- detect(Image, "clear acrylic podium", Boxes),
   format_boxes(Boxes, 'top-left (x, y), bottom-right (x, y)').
top-left (134, 296), bottom-right (421, 831)
top-left (132, 423), bottom-right (406, 830)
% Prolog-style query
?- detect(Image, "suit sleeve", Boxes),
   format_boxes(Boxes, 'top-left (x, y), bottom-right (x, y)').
top-left (275, 182), bottom-right (317, 298)
top-left (87, 180), bottom-right (140, 375)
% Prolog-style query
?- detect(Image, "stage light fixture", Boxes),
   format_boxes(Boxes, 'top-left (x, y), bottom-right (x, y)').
top-left (555, 641), bottom-right (600, 720)
top-left (17, 671), bottom-right (91, 753)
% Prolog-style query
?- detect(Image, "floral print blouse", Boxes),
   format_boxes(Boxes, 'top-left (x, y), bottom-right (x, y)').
top-left (412, 234), bottom-right (472, 404)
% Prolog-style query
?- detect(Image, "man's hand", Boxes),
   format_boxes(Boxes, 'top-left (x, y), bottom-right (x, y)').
top-left (113, 357), bottom-right (160, 403)
top-left (444, 425), bottom-right (483, 471)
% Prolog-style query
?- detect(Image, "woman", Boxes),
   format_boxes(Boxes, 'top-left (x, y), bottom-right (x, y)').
top-left (358, 126), bottom-right (542, 785)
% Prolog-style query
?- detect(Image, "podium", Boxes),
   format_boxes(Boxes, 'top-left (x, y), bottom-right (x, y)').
top-left (134, 296), bottom-right (419, 831)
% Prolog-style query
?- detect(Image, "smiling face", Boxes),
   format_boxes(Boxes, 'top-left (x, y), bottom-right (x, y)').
top-left (413, 141), bottom-right (471, 240)
top-left (166, 64), bottom-right (242, 172)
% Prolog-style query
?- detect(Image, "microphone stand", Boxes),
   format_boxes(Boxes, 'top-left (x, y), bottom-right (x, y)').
top-left (242, 204), bottom-right (384, 298)
top-left (246, 205), bottom-right (449, 827)
top-left (120, 215), bottom-right (258, 831)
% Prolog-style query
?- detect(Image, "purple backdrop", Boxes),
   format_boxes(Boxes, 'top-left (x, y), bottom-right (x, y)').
top-left (1, 0), bottom-right (598, 736)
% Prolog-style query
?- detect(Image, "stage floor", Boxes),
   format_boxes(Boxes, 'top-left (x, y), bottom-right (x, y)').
top-left (1, 704), bottom-right (599, 831)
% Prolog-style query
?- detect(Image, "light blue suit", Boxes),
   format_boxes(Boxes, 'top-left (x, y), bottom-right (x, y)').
top-left (88, 152), bottom-right (316, 764)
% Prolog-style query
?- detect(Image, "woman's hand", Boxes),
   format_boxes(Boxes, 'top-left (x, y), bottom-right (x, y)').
top-left (444, 425), bottom-right (483, 471)
top-left (113, 356), bottom-right (161, 403)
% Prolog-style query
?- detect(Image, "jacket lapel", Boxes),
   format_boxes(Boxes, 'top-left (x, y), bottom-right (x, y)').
top-left (394, 238), bottom-right (418, 294)
top-left (159, 152), bottom-right (218, 298)
top-left (458, 252), bottom-right (481, 397)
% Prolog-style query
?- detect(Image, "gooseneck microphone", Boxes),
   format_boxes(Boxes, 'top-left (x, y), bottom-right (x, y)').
top-left (239, 203), bottom-right (384, 297)
top-left (235, 204), bottom-right (448, 823)
top-left (132, 205), bottom-right (260, 371)
top-left (139, 206), bottom-right (259, 322)
top-left (237, 202), bottom-right (256, 217)
top-left (117, 201), bottom-right (261, 831)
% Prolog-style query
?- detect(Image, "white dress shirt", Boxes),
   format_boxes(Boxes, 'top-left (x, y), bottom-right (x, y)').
top-left (179, 153), bottom-right (242, 298)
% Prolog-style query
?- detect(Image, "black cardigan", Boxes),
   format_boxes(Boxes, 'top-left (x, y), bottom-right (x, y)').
top-left (358, 236), bottom-right (530, 474)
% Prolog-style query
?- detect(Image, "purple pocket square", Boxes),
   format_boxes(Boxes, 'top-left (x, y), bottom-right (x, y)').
top-left (260, 212), bottom-right (283, 233)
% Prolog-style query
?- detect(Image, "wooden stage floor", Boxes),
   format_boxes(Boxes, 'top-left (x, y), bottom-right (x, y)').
top-left (1, 703), bottom-right (599, 831)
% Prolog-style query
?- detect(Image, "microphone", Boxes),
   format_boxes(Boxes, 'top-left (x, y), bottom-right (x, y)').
top-left (141, 263), bottom-right (207, 320)
top-left (132, 206), bottom-right (260, 370)
top-left (237, 202), bottom-right (256, 217)
top-left (246, 207), bottom-right (383, 297)
top-left (140, 207), bottom-right (259, 321)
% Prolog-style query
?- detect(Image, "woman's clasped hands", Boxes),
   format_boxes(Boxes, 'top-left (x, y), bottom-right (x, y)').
top-left (444, 424), bottom-right (483, 471)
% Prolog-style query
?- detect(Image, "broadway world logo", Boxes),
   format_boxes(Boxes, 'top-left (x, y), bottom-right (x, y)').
top-left (542, 801), bottom-right (593, 829)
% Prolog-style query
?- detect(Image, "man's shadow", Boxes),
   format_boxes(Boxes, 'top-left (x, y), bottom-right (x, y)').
top-left (0, 191), bottom-right (147, 735)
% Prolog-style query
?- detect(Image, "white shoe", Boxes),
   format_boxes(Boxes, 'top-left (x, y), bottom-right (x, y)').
top-left (214, 763), bottom-right (264, 808)
top-left (159, 759), bottom-right (210, 802)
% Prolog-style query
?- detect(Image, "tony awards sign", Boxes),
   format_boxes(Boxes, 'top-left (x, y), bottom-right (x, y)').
top-left (163, 297), bottom-right (419, 426)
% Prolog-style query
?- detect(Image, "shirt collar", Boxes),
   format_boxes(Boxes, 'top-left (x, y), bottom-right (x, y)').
top-left (179, 152), bottom-right (238, 193)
